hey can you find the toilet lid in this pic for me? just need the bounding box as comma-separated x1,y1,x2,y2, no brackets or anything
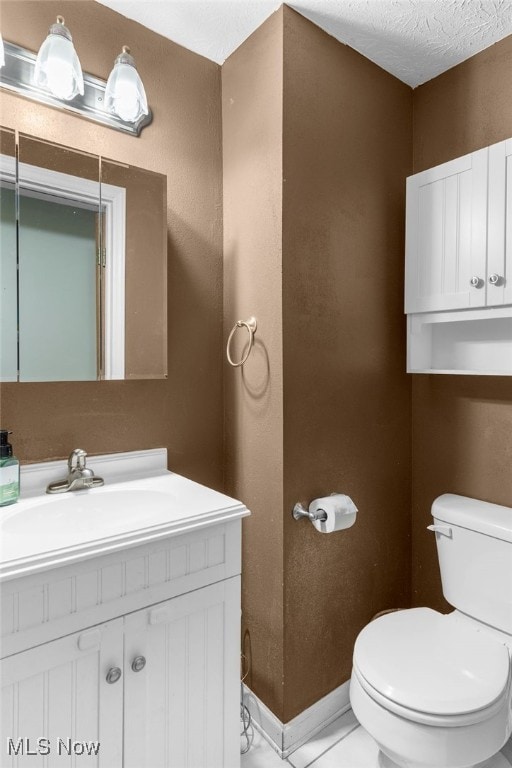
353,608,510,716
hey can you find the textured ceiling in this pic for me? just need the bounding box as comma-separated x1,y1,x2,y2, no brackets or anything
96,0,512,87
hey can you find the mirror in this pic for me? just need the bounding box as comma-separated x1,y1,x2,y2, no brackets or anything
0,128,16,381
0,129,167,382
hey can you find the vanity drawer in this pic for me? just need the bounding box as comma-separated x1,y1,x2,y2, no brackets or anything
0,520,241,657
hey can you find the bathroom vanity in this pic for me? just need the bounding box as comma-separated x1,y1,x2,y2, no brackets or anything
0,449,249,767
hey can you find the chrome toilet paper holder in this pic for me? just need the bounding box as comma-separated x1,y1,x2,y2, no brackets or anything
292,501,328,523
293,493,358,533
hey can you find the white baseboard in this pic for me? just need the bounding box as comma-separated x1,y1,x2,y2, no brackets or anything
242,681,512,764
242,680,351,759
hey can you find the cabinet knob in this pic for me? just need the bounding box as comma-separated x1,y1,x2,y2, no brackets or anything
470,276,483,288
106,666,122,684
131,656,146,673
488,273,502,286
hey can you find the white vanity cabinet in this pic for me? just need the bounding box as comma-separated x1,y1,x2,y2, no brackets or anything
405,137,512,374
123,578,240,768
0,456,248,768
1,619,124,766
1,575,240,768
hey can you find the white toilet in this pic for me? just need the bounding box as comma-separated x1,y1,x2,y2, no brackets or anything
350,493,512,768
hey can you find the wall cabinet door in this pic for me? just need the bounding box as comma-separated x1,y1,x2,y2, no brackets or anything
405,148,488,313
0,619,124,767
488,138,512,307
123,577,241,768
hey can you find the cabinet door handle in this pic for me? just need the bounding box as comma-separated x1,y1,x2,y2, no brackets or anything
77,628,101,651
488,273,503,286
469,276,483,288
131,656,146,673
106,667,122,684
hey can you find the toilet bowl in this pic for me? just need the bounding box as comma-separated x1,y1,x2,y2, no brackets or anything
350,608,511,768
349,494,512,768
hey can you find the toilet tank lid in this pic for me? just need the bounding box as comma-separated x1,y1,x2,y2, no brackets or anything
432,494,512,543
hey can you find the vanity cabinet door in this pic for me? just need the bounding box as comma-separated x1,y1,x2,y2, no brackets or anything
488,138,512,307
123,576,240,768
0,619,123,767
405,147,488,313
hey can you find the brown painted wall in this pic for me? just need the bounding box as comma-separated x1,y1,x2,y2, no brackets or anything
411,36,512,611
223,7,413,721
282,7,412,720
222,8,285,718
0,1,224,489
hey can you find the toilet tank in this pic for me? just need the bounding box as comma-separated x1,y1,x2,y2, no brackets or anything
431,494,512,634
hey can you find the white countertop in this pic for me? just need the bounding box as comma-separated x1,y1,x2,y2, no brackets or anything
0,449,249,581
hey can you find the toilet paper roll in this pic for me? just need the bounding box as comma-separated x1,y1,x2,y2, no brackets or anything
309,493,358,534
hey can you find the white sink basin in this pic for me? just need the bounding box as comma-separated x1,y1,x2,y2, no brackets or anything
3,489,174,543
0,452,248,581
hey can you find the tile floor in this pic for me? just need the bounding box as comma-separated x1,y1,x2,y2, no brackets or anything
241,708,512,768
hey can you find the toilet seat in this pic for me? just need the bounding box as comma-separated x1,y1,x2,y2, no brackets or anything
353,608,510,724
352,662,508,727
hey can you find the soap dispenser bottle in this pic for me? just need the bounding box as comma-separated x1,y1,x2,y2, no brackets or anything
0,430,20,506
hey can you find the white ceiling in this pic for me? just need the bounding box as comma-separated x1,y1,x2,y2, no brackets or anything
96,0,512,87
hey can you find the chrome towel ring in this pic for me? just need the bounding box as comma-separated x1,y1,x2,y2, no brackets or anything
226,317,257,367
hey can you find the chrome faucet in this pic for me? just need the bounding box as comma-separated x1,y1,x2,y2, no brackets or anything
46,449,104,494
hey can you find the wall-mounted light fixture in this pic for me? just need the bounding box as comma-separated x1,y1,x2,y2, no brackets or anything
0,17,152,136
34,16,84,101
105,46,148,124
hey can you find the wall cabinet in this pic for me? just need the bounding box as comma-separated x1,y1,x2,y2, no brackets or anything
487,138,512,307
405,147,487,314
1,519,242,767
405,137,512,374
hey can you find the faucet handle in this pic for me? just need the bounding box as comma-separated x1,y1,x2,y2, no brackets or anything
68,448,87,471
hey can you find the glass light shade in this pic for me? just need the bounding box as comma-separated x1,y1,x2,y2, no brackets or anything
34,18,84,101
105,48,148,123
0,33,5,69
